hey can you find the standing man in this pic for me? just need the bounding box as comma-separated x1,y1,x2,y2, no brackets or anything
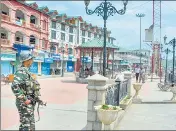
11,51,44,131
135,65,140,83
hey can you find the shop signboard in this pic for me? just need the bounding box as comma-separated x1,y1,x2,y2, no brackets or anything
68,55,77,61
34,57,44,62
32,49,45,62
1,53,16,61
81,56,91,63
44,58,54,63
52,54,61,61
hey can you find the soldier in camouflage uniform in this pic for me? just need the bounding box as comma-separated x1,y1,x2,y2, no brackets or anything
11,51,41,131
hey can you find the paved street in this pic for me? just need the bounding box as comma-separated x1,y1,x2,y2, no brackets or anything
2,76,176,130
1,77,88,130
117,79,176,130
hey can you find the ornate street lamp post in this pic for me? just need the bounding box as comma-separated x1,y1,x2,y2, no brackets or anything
84,0,128,76
164,35,176,85
136,13,145,66
163,48,171,83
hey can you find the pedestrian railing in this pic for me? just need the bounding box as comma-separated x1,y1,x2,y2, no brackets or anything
168,73,176,83
105,79,128,106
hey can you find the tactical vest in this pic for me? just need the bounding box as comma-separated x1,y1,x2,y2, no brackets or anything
16,68,41,98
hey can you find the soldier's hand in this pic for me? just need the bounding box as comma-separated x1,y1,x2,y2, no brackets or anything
24,99,31,105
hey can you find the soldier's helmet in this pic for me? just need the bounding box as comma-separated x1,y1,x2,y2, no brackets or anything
20,50,35,62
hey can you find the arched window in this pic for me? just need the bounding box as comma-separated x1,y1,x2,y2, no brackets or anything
29,35,36,47
43,20,46,30
15,10,25,26
68,48,73,54
30,15,38,24
42,39,46,48
15,31,24,43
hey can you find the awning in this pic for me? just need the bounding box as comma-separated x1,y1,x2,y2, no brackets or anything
13,43,34,54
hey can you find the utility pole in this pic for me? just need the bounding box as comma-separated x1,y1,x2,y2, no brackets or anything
61,41,64,77
136,13,145,66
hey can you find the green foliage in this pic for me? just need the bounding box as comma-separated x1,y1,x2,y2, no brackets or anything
101,104,118,110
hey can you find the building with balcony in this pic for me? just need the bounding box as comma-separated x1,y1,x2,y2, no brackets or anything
1,0,117,75
48,11,116,73
1,0,50,75
115,47,150,71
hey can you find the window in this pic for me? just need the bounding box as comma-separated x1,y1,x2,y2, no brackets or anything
88,32,91,38
51,30,56,39
50,44,56,53
82,30,85,36
42,39,45,48
68,48,73,54
43,20,46,30
2,11,7,15
69,35,73,42
1,33,7,39
94,34,97,38
51,21,56,29
69,27,73,33
61,33,65,40
82,38,85,43
108,38,110,43
61,24,65,31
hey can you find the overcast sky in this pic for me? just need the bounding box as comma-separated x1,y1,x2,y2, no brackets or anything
27,1,176,54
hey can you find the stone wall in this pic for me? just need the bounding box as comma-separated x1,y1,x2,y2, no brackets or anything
85,72,132,130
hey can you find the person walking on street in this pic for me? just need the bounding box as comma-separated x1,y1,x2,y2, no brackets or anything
135,65,140,83
139,66,145,83
11,51,44,131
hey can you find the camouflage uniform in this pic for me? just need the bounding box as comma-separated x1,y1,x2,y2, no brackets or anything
11,51,39,131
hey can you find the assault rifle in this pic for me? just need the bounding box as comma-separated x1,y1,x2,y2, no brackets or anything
27,95,47,122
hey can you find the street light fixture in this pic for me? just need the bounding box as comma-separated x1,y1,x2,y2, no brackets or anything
84,0,90,7
136,13,145,67
163,35,176,85
84,0,128,76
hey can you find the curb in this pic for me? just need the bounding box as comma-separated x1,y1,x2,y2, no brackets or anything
113,97,133,130
140,101,176,104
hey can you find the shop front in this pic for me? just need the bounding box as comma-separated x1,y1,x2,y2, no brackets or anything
67,55,77,72
30,49,45,75
42,58,54,75
51,54,61,75
1,53,16,76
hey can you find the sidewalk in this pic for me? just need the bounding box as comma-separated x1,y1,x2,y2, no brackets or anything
37,72,75,79
117,79,176,130
1,77,87,130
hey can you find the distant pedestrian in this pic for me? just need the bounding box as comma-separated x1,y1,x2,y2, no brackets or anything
135,65,140,83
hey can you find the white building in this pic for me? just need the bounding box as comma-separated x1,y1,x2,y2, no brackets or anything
48,10,116,72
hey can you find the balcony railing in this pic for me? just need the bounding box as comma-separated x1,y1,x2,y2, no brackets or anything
30,23,40,30
15,40,23,44
0,38,11,47
1,14,10,22
15,18,26,26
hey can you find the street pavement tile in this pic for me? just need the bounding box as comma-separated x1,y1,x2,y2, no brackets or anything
1,108,19,130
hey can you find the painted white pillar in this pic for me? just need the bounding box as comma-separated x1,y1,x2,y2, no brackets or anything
86,73,108,130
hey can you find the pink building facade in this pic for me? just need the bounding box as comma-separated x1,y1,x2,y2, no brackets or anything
1,0,50,75
1,0,49,49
